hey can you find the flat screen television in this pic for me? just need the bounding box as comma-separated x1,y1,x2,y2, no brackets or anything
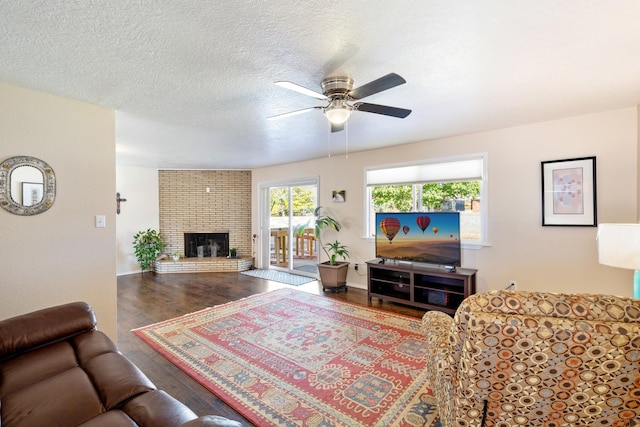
375,212,462,266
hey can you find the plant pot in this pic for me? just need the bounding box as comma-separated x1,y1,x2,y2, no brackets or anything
317,261,349,292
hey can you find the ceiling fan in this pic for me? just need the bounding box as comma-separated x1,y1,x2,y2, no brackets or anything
268,73,412,132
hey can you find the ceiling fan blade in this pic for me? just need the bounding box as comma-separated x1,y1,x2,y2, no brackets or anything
274,81,328,100
267,106,321,120
354,102,412,118
347,73,406,100
331,122,345,133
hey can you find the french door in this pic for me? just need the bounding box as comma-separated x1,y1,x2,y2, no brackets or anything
260,178,318,276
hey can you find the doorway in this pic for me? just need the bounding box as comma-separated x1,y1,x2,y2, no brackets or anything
260,178,318,276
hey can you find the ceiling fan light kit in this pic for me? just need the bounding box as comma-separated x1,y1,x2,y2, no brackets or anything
270,72,411,131
322,77,353,125
324,100,351,125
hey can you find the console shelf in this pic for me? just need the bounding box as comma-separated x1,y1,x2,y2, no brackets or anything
367,260,477,315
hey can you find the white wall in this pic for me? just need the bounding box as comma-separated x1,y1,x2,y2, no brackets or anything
0,83,117,340
252,107,638,298
116,165,160,275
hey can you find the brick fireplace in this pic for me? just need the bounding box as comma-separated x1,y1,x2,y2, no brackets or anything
155,170,252,273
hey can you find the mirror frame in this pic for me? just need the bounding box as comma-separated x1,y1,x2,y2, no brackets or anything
0,156,56,215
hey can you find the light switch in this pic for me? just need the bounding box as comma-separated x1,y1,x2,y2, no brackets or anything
95,215,106,228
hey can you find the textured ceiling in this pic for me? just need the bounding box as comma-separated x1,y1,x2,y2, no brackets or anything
3,1,640,169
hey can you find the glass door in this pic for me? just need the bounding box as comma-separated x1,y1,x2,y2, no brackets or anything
265,180,318,276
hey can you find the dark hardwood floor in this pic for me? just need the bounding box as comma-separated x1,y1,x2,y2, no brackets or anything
117,271,426,426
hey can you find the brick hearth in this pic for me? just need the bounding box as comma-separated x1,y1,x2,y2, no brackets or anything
154,257,252,273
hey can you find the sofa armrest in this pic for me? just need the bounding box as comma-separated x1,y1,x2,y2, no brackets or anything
423,310,454,376
179,415,243,427
84,352,156,409
0,302,96,360
422,310,455,427
123,390,244,427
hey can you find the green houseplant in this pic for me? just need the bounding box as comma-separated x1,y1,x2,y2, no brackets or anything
298,206,350,292
132,229,167,275
324,240,350,265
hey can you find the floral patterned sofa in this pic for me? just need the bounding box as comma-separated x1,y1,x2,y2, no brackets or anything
423,290,640,427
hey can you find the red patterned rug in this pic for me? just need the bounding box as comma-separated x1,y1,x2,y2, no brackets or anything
133,288,439,426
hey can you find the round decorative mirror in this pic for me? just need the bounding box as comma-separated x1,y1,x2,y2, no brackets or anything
0,156,56,215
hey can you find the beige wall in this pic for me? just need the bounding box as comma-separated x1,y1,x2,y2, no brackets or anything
0,83,117,340
116,165,160,275
637,107,640,219
252,107,638,297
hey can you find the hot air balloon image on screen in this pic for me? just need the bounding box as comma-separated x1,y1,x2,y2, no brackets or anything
375,212,461,266
380,217,401,243
416,215,431,233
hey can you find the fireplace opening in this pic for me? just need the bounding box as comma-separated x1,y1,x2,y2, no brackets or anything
184,233,229,257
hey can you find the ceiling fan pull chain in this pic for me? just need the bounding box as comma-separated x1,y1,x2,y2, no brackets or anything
345,121,349,159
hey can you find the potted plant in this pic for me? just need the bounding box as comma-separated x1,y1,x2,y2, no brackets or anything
132,228,167,275
324,240,350,265
298,206,350,292
229,247,238,258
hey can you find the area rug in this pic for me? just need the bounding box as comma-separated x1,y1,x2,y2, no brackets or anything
293,264,318,274
241,268,316,286
133,288,439,427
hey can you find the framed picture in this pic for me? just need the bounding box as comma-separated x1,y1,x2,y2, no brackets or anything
22,182,44,206
541,156,596,226
332,190,346,203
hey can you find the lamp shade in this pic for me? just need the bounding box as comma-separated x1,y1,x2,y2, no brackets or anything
597,223,640,270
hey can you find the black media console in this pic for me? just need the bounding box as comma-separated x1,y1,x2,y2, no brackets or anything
367,259,477,315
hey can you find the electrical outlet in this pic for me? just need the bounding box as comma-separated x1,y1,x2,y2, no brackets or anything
508,280,518,290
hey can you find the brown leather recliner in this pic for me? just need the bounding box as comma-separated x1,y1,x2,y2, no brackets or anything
0,302,242,427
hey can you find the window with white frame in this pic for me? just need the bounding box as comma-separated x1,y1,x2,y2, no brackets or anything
366,155,487,245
